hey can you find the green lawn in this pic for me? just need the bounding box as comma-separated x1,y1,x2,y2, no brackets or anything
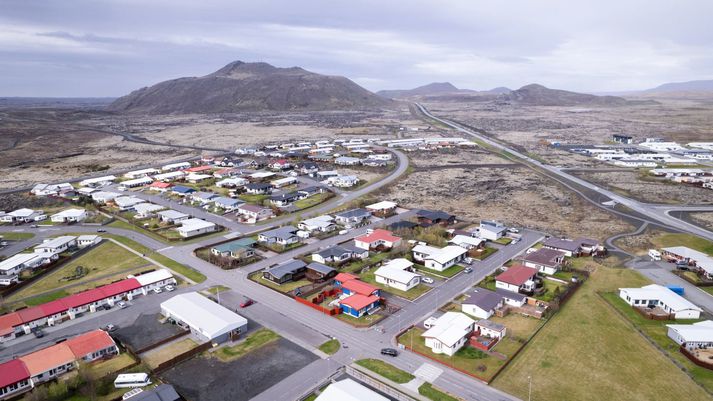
239,193,270,204
7,241,153,305
334,311,384,327
0,232,35,240
355,359,415,383
206,285,230,295
89,353,137,379
359,269,431,300
215,328,280,362
259,241,305,253
602,292,713,392
651,233,713,255
494,237,513,245
252,272,311,293
414,263,464,278
492,265,711,401
318,339,340,355
472,246,497,260
341,252,393,273
419,383,460,401
294,192,333,210
23,290,69,306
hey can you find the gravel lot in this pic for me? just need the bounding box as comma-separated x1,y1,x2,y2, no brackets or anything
113,313,186,352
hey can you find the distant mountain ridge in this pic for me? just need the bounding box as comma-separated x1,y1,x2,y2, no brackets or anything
377,82,465,99
498,83,631,106
643,79,713,93
108,61,390,114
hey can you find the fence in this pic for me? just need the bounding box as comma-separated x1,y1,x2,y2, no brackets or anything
153,341,212,375
680,345,713,371
295,293,341,315
133,329,190,355
345,365,419,401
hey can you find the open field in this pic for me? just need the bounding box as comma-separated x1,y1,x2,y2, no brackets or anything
492,263,711,401
687,212,713,232
143,338,198,368
614,229,713,257
0,232,35,240
7,241,154,305
419,383,459,401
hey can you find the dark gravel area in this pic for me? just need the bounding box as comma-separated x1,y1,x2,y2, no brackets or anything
113,313,185,351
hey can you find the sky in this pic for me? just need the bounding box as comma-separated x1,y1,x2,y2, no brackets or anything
2,0,713,97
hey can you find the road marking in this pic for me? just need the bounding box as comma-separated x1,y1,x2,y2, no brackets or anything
414,362,443,382
156,246,173,252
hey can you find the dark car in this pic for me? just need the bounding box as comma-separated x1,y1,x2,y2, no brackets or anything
240,298,255,308
33,330,44,338
103,324,117,332
380,348,399,357
97,229,107,233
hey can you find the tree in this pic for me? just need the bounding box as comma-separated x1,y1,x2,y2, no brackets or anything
48,381,68,401
22,386,48,401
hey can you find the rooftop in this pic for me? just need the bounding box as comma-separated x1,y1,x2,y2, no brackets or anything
421,312,475,347
496,265,538,286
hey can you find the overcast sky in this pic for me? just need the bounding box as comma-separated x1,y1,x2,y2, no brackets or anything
2,0,712,97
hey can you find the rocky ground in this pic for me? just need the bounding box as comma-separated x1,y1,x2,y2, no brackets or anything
686,212,713,231
384,148,633,240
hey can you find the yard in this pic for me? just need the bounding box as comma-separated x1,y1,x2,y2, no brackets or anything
294,192,333,210
7,241,155,306
359,268,431,300
334,311,385,327
492,264,711,401
355,359,415,383
340,252,393,273
413,263,465,278
89,353,137,379
238,193,270,204
214,328,281,362
251,272,312,293
472,246,497,260
142,338,199,369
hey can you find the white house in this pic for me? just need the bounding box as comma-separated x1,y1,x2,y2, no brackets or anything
160,292,248,343
50,209,87,223
157,210,190,224
79,175,116,187
113,196,146,211
298,215,336,233
666,320,713,350
91,191,121,204
161,162,191,171
124,168,159,179
1,209,46,223
314,378,389,401
619,284,702,319
521,248,565,275
216,177,249,188
0,253,45,277
133,203,165,219
76,235,101,248
176,218,217,238
327,175,360,188
236,204,274,222
448,235,484,250
461,288,505,319
479,220,507,241
421,312,475,356
495,265,538,293
374,259,421,292
354,229,402,251
121,177,153,188
34,236,77,254
412,244,467,272
30,183,74,196
131,269,176,295
152,171,186,182
475,319,507,340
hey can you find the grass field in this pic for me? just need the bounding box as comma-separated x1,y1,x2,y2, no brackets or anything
602,292,713,392
294,192,332,210
143,338,198,369
7,242,153,304
206,285,230,294
418,383,459,401
650,233,713,255
89,353,137,379
215,328,280,362
492,264,712,401
0,232,35,240
252,273,311,293
318,339,340,355
355,359,414,383
413,263,464,278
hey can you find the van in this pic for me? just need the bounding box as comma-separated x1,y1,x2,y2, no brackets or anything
423,316,438,329
648,249,661,261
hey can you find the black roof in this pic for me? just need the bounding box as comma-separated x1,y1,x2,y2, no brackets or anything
127,384,182,401
416,209,454,221
307,262,336,275
388,220,418,231
246,182,272,189
463,288,503,310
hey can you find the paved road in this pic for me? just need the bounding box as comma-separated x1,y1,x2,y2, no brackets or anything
414,103,713,242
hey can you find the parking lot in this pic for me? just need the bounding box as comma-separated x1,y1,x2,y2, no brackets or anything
113,313,186,352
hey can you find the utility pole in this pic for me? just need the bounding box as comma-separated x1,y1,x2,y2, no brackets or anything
528,375,532,401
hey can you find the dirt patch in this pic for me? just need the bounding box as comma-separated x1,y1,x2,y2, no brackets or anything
113,313,186,352
684,212,713,231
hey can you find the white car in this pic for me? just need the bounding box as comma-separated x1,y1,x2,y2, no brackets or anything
153,287,162,294
165,285,175,292
421,277,434,284
117,301,128,309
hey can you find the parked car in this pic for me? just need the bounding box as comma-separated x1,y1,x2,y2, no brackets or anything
464,257,475,264
164,285,175,292
33,329,44,338
380,348,398,357
338,229,348,235
240,298,255,308
153,287,162,294
463,267,473,274
508,228,520,234
421,277,434,284
102,304,112,311
97,229,107,233
511,238,520,245
30,225,38,228
103,324,117,332
117,301,128,309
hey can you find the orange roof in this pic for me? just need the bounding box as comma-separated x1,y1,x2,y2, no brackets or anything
0,312,22,334
65,329,115,358
341,278,379,296
355,229,400,245
341,294,380,311
149,181,172,188
20,343,76,376
334,272,359,283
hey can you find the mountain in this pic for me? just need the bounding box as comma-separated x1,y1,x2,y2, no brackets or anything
377,82,467,99
498,84,629,106
487,87,512,94
108,61,390,114
643,79,713,93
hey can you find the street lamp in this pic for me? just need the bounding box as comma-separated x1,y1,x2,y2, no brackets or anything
528,375,532,401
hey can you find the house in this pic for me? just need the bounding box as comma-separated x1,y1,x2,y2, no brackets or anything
171,185,196,196
176,218,216,238
416,209,456,226
161,292,248,343
374,258,421,292
421,312,476,356
50,208,87,223
312,244,367,264
619,284,702,319
315,170,339,179
365,201,398,217
334,208,371,226
298,186,327,197
334,156,361,166
388,220,419,231
90,191,121,204
613,134,634,144
79,175,116,187
122,384,181,401
262,259,307,284
299,215,336,233
270,177,297,188
216,177,249,188
76,235,101,248
236,204,274,222
258,226,299,245
185,173,212,183
34,236,77,254
249,171,275,181
148,181,172,192
661,246,713,280
542,237,602,257
113,196,146,211
298,162,319,175
31,183,73,196
475,319,507,340
412,244,467,272
314,378,389,401
354,229,402,251
157,210,190,224
161,161,191,171
0,359,33,400
495,265,538,293
666,320,713,350
153,171,186,182
1,208,46,223
479,220,507,241
211,238,256,259
305,262,337,282
269,192,303,207
213,168,240,179
269,159,291,170
461,288,505,319
121,177,153,188
327,175,359,188
213,197,243,212
245,182,273,195
449,235,484,250
334,273,381,318
0,253,46,278
124,168,159,179
522,248,566,275
133,203,165,219
191,191,218,205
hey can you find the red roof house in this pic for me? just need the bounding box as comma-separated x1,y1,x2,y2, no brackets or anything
340,294,380,312
65,329,117,360
185,165,213,173
0,359,31,389
354,229,401,251
495,265,538,293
